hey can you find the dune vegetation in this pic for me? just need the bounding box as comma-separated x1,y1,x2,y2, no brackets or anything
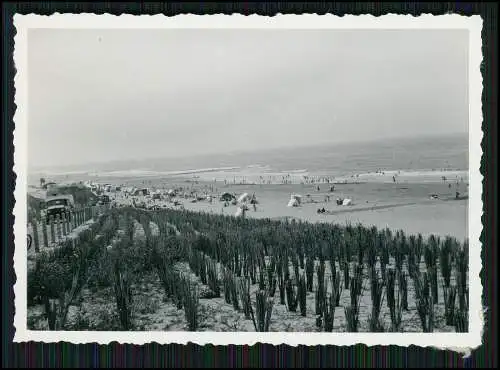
27,206,469,333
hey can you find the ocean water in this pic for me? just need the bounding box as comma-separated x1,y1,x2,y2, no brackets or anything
30,133,468,183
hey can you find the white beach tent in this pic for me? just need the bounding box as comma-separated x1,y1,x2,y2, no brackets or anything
238,193,250,204
287,194,302,207
342,198,352,206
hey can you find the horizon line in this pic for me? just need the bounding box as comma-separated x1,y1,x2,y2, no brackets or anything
29,131,468,174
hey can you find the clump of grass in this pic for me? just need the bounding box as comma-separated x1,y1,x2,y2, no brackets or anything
425,235,439,304
386,269,402,332
368,267,384,332
345,264,363,332
322,293,337,332
343,247,350,290
331,270,342,307
454,241,469,332
440,237,454,289
315,262,326,315
344,306,359,332
258,267,266,291
267,269,277,298
112,263,133,331
267,257,276,292
291,253,300,284
455,241,469,312
399,271,408,311
44,267,81,330
206,258,220,298
413,271,434,332
305,256,314,292
394,238,405,275
454,309,468,332
45,298,58,330
188,247,203,278
200,256,208,285
367,234,377,271
277,272,286,305
443,284,457,326
181,276,199,331
379,234,389,279
253,290,274,332
238,277,252,320
153,245,182,307
222,268,232,304
285,279,298,312
298,274,307,317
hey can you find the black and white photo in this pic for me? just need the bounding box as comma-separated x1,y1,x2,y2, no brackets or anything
13,14,483,350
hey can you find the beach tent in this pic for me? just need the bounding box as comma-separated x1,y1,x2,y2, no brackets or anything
342,198,352,206
287,194,302,207
220,192,236,202
238,193,250,204
290,194,302,204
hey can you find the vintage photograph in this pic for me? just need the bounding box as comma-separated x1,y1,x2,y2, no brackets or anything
13,14,483,347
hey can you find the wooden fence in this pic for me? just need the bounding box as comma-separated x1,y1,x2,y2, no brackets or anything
27,204,110,252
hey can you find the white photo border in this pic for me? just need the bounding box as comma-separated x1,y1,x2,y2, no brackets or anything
12,13,484,354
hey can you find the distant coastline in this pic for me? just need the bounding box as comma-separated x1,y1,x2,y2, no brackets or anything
28,132,468,185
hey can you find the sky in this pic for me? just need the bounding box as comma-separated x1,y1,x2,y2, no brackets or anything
28,28,469,170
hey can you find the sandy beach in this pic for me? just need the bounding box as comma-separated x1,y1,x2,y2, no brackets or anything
94,169,469,241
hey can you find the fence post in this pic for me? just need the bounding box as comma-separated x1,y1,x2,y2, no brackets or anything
42,216,48,250
55,214,62,241
49,216,55,245
62,214,67,237
31,218,40,253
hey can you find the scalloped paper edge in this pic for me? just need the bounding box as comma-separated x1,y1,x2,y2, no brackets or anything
11,13,484,357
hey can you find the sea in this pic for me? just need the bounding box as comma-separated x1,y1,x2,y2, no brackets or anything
28,133,468,185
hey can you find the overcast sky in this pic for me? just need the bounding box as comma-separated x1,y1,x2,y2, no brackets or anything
28,28,469,169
